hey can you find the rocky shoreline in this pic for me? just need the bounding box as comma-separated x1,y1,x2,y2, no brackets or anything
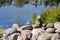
0,15,60,40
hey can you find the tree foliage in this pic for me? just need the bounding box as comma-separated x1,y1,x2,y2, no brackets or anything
40,6,60,24
31,13,37,24
0,0,60,7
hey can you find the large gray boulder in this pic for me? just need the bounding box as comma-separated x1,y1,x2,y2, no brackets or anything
46,23,54,28
54,22,60,29
31,28,45,40
21,21,33,30
4,28,17,36
21,30,32,40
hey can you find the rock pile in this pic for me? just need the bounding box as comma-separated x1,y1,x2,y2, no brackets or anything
0,15,60,40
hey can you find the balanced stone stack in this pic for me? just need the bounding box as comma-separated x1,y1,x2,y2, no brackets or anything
21,21,33,30
12,23,20,29
33,15,42,28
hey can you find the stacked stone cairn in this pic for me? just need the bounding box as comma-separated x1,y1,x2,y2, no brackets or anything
0,15,60,40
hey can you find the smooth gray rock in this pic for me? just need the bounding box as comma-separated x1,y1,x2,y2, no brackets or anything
4,28,17,36
46,23,54,28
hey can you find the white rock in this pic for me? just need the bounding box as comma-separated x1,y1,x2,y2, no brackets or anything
31,28,45,40
54,22,60,29
12,23,20,29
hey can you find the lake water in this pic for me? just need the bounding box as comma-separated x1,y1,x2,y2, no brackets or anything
0,3,49,29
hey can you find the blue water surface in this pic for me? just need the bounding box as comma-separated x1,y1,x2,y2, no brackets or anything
0,4,47,29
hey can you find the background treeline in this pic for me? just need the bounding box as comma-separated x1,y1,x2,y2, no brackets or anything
0,0,60,7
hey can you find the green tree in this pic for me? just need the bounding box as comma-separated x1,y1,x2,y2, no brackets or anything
13,0,25,7
31,13,37,24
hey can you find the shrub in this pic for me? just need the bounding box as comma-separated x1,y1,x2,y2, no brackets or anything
31,13,37,24
0,29,4,32
40,6,60,24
